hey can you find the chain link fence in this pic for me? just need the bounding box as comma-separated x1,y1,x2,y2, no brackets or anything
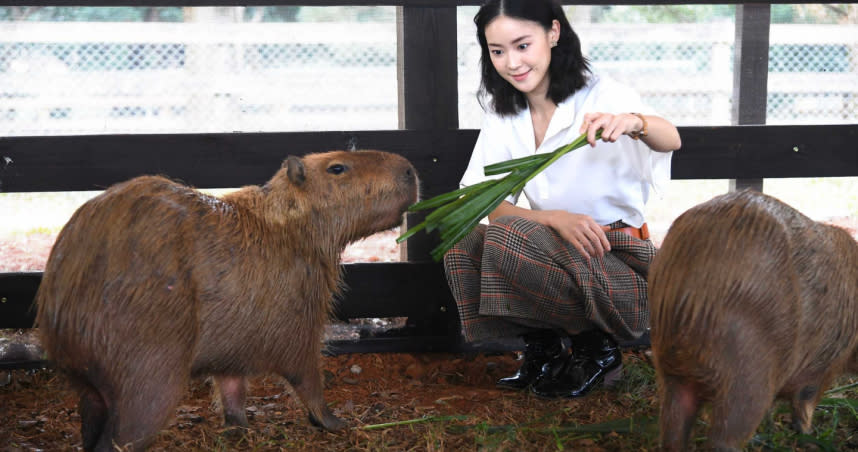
1,6,856,135
0,19,399,135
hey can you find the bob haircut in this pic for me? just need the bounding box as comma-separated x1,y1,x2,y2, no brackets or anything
474,0,591,116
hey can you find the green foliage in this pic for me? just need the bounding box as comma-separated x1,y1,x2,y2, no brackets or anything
0,6,182,22
771,4,856,24
398,131,600,261
590,5,735,24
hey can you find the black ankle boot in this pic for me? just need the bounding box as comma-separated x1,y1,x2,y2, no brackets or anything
496,330,563,390
530,330,622,399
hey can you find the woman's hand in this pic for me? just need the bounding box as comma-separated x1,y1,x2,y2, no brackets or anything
579,112,681,151
579,112,643,147
543,210,611,259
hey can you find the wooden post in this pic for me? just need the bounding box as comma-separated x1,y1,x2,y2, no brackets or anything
396,5,459,262
730,3,771,192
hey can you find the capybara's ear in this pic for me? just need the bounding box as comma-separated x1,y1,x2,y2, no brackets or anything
286,156,306,186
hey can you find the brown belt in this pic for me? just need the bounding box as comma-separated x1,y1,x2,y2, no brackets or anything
610,223,650,240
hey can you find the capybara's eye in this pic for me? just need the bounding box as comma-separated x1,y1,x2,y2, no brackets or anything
326,164,347,175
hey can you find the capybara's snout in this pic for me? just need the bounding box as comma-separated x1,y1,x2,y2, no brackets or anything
401,162,418,197
381,161,419,232
378,150,419,199
354,151,419,232
395,157,419,208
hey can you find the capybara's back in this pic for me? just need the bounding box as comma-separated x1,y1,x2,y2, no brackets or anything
649,189,858,450
35,150,418,451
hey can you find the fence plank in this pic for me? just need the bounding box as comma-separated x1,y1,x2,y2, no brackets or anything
0,273,40,329
0,130,475,196
2,125,857,195
0,263,458,328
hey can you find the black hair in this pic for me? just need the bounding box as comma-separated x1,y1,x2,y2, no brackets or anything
474,0,591,116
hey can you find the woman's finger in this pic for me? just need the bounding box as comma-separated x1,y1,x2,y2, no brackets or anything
596,224,611,253
585,227,606,257
571,238,591,260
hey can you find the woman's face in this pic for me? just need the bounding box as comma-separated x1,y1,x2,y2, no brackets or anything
484,15,559,99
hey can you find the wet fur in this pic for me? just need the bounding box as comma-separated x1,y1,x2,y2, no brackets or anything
35,150,418,451
649,189,858,451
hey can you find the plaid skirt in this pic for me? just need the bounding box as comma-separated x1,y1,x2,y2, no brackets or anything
443,216,656,343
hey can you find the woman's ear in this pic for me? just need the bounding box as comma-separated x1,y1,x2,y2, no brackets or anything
549,19,560,43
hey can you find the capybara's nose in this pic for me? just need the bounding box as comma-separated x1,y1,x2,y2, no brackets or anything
401,164,418,186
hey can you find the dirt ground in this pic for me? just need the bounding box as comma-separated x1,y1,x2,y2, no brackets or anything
4,224,858,450
1,344,665,451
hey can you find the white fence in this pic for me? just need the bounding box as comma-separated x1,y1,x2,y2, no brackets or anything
1,21,856,135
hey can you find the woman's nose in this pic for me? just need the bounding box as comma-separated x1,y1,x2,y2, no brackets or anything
506,54,520,70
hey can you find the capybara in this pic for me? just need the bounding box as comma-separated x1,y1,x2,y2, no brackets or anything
649,189,858,451
35,150,418,451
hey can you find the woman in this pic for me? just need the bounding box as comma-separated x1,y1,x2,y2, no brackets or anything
444,0,681,399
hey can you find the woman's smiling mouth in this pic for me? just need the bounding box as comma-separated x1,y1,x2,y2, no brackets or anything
511,70,530,82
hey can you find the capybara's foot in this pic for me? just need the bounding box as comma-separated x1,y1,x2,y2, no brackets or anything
223,412,250,428
215,375,249,427
308,411,347,431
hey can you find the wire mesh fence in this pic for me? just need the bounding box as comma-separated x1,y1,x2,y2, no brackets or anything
0,5,856,135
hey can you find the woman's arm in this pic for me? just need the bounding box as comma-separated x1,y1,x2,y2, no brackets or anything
488,201,611,259
580,112,681,152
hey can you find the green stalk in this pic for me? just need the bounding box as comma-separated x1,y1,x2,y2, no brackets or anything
395,219,427,243
424,188,484,226
407,179,496,212
398,131,600,261
429,176,522,261
437,170,522,229
510,131,597,194
483,154,549,176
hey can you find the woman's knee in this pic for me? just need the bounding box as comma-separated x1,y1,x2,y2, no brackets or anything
444,224,487,261
488,215,542,238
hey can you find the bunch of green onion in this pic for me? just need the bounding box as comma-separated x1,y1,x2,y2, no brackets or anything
397,130,600,261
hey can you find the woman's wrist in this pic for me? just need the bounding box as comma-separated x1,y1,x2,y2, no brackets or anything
631,114,682,151
628,113,647,140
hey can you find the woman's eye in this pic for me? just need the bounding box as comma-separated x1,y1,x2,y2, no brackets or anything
490,49,503,56
518,43,529,50
327,164,347,175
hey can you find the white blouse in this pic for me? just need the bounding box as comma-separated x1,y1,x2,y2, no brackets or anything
460,74,673,229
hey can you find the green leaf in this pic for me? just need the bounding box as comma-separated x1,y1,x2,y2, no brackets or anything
484,153,549,175
399,131,600,261
395,220,427,243
424,189,481,226
407,179,495,212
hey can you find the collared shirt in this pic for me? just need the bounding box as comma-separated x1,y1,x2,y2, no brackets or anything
460,74,673,228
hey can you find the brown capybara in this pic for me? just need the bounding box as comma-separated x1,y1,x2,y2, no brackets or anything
34,150,418,451
649,189,858,451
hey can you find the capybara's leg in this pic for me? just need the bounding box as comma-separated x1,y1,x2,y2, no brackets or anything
708,379,774,451
658,375,700,452
215,375,249,427
790,383,823,434
104,373,188,451
286,368,346,431
77,383,108,452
